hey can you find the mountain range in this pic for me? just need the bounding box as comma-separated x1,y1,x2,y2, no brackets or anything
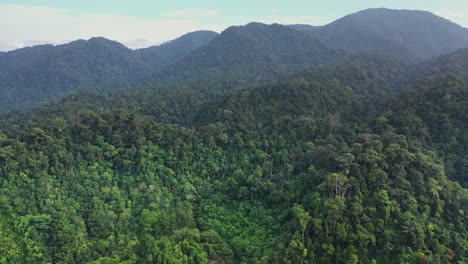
2,8,468,112
0,7,467,263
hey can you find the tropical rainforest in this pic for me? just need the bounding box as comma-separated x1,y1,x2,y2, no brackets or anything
0,8,467,264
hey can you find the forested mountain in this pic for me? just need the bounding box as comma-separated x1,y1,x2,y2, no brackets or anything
295,8,468,59
0,38,145,111
0,31,217,112
135,31,218,70
153,23,347,88
146,8,468,90
2,8,468,113
0,8,467,263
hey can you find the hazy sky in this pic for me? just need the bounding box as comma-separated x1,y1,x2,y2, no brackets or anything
1,0,468,51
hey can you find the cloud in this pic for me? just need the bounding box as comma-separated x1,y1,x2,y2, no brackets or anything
436,9,468,27
7,40,26,50
0,4,334,52
0,4,227,51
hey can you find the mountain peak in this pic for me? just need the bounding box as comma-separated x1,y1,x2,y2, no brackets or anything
221,22,267,34
158,30,218,47
357,7,431,13
346,8,465,30
87,36,115,43
60,37,129,51
87,37,129,49
245,22,269,27
136,30,218,67
318,8,468,59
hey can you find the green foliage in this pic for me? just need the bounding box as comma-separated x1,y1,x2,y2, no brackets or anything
4,8,468,113
0,31,217,112
0,52,467,263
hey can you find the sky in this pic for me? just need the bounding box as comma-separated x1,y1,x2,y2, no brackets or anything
1,0,468,51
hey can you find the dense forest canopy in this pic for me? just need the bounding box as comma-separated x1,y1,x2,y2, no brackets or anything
0,7,467,264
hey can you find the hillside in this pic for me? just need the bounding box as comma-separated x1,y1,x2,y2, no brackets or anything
0,31,218,112
0,55,467,263
2,9,468,113
412,48,468,79
154,23,347,88
0,9,467,262
385,74,468,187
135,30,218,70
296,8,468,59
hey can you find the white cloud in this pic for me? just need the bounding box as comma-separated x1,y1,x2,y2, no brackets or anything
0,4,227,51
0,4,333,52
436,9,468,27
7,40,26,50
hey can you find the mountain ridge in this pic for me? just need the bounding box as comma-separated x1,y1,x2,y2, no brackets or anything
0,31,219,112
2,8,468,113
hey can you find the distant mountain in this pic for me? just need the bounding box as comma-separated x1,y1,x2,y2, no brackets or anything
136,30,218,69
0,31,218,112
296,8,468,59
0,38,142,111
157,9,468,89
2,8,468,113
154,23,348,89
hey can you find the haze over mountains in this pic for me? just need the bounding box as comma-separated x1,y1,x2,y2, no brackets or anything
1,8,468,112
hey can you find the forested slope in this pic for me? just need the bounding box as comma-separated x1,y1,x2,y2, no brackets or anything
0,54,467,263
0,31,218,112
296,8,468,59
3,8,468,113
